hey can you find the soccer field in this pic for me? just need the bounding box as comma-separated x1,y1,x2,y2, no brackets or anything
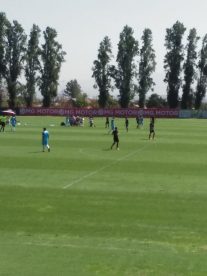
0,116,207,275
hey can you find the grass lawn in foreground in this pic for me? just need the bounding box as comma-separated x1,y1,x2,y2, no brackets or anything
0,116,207,275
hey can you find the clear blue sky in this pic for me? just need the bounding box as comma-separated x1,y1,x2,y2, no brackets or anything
1,0,207,98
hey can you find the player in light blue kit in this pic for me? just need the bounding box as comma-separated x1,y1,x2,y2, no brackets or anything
42,128,50,152
108,117,115,134
10,116,16,131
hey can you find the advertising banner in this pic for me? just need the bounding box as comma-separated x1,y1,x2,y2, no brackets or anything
179,110,192,118
18,108,179,118
179,109,207,119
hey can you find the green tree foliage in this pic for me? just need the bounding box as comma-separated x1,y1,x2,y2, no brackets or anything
74,93,88,107
24,24,41,107
164,21,186,108
181,29,199,109
64,79,88,107
3,20,27,108
64,79,82,99
146,93,167,108
112,25,138,108
39,27,66,107
92,36,113,107
195,35,207,109
0,13,8,107
138,29,156,107
0,13,8,84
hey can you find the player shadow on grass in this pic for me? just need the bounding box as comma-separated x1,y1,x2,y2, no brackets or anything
102,147,121,151
141,138,152,140
28,151,44,154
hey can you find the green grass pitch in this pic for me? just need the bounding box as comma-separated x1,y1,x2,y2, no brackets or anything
0,116,207,275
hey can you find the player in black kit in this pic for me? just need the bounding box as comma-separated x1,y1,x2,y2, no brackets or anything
149,121,155,140
111,127,119,150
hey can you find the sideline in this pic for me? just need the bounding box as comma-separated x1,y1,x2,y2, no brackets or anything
63,143,150,189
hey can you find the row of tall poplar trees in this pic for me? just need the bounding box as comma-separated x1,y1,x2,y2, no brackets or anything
0,12,66,108
92,22,207,109
1,14,207,110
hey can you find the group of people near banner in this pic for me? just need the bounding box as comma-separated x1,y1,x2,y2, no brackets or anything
65,116,84,127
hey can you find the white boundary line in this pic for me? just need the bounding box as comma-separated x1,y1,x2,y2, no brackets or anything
2,238,178,252
63,143,150,189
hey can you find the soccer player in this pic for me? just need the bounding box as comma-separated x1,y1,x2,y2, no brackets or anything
125,117,129,132
10,116,16,131
111,127,119,150
0,115,6,132
89,117,95,127
136,116,140,128
149,121,155,140
150,116,155,125
105,117,109,128
139,115,144,127
42,128,50,152
109,117,115,134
